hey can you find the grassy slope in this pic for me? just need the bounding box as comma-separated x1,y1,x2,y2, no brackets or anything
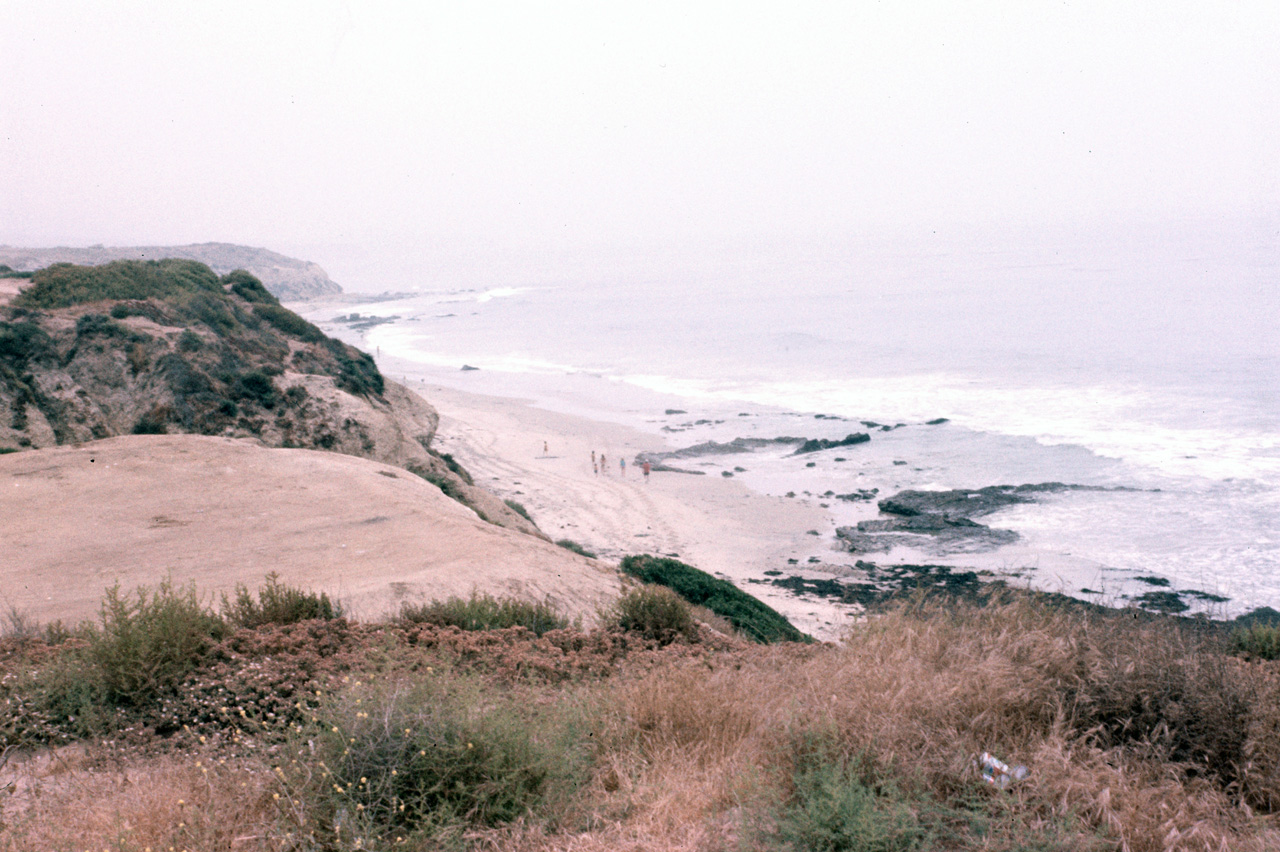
3,582,1279,852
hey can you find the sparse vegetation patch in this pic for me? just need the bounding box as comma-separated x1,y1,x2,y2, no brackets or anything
222,572,342,628
610,584,698,644
399,592,568,636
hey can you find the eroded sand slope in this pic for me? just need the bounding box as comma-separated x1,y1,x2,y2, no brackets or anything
1,434,621,627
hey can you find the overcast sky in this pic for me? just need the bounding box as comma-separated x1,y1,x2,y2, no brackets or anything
1,2,1276,286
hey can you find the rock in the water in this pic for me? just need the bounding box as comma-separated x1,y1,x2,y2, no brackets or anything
839,483,1126,557
834,489,879,502
792,433,871,455
877,484,1084,519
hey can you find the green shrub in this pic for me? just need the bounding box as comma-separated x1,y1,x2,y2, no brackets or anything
1,649,111,745
181,290,237,335
416,467,463,499
131,414,167,434
222,269,278,305
221,572,341,628
300,676,589,843
234,370,277,407
254,303,325,342
325,337,385,397
0,320,54,364
86,579,228,706
15,259,222,309
620,555,809,643
555,538,597,559
435,451,474,485
74,312,131,340
774,735,927,852
504,498,533,522
611,585,697,644
176,328,204,352
1231,623,1280,661
399,592,568,636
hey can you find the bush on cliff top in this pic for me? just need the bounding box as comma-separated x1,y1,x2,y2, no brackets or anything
222,572,342,629
15,258,223,308
620,554,810,643
399,592,569,636
610,584,698,644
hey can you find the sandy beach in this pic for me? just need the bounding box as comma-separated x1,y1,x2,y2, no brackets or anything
413,382,860,640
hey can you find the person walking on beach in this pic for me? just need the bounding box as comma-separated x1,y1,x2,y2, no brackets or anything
642,460,651,482
600,454,607,474
619,457,626,476
543,441,549,456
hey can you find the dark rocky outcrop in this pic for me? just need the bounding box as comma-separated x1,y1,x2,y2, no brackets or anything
751,561,985,608
636,431,872,473
635,437,799,474
792,433,871,455
877,483,1098,519
837,483,1112,556
834,489,879,502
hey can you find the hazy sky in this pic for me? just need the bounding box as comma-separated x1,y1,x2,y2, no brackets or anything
2,2,1276,287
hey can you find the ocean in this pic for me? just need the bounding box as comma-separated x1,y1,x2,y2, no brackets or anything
298,225,1279,618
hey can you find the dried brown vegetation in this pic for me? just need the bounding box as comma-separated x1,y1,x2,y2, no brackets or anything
3,591,1279,851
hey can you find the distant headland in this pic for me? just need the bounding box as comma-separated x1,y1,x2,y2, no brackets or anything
0,242,341,300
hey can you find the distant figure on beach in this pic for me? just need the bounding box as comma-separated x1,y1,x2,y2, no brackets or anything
591,450,596,467
642,461,651,481
619,457,626,476
593,463,598,475
600,454,607,474
543,441,548,455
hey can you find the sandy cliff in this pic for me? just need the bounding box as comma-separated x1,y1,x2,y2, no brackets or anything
0,434,621,627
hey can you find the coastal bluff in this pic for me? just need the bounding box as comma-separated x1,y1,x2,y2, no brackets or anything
0,258,620,623
0,242,341,300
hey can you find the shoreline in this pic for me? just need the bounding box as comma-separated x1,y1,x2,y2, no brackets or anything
298,300,1276,625
409,380,863,642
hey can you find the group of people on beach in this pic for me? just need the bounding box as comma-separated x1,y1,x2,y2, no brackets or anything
540,442,652,481
589,449,650,481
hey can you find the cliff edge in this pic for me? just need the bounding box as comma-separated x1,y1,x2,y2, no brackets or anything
0,258,537,536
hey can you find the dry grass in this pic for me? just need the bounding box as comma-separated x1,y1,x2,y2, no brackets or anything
0,751,286,851
3,594,1280,851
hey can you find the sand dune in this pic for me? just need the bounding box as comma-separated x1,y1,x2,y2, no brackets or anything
1,434,621,627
